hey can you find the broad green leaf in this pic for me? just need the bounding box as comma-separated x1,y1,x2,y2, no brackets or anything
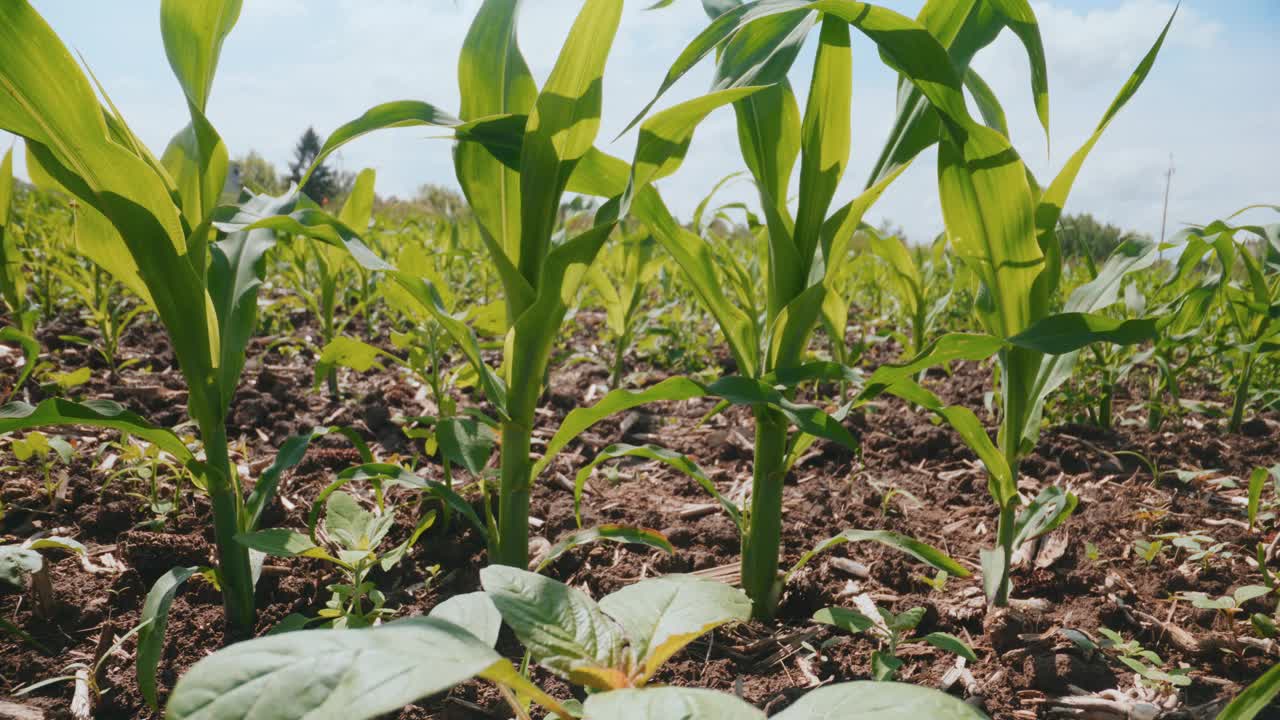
792,17,851,281
479,565,627,689
626,86,767,208
1011,485,1077,548
314,336,398,389
859,332,1005,398
302,101,461,186
1007,312,1157,355
337,168,376,233
1215,662,1280,720
235,529,340,565
208,204,284,409
923,631,978,662
138,566,199,710
428,591,502,649
535,525,675,574
0,145,24,316
813,606,875,634
0,546,42,587
165,617,511,720
787,529,968,581
774,681,990,719
159,0,241,112
583,686,765,720
599,575,750,683
963,67,1009,137
436,416,496,476
0,398,195,468
572,444,742,531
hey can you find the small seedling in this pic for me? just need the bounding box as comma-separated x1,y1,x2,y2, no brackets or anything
0,535,86,618
10,431,74,506
237,490,436,628
1134,537,1166,564
1178,585,1271,631
1096,628,1191,690
814,598,977,681
1156,530,1231,566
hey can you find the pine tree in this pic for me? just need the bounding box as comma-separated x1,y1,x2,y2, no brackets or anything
287,127,339,204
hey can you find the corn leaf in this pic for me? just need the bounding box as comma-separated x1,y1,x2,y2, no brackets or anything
138,566,200,711
787,529,968,581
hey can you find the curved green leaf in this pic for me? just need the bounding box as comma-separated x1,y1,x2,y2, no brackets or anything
583,686,765,719
0,398,195,467
787,529,968,582
535,525,675,574
1216,662,1280,720
572,443,741,531
138,566,200,710
428,591,501,649
774,681,990,719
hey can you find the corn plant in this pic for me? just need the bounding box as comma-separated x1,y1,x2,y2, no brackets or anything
165,563,987,719
546,0,1059,619
861,228,954,361
0,0,349,634
216,0,760,571
279,169,378,397
1165,206,1280,432
0,144,28,330
858,11,1177,606
585,227,661,388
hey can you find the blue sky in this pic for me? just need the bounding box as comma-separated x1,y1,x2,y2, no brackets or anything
4,1,1277,242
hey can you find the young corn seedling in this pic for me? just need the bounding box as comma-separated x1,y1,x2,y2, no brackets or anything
851,8,1179,607
165,564,988,719
584,228,661,388
814,599,977,681
280,168,379,398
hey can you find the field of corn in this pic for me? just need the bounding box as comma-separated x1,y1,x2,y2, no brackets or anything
0,0,1277,718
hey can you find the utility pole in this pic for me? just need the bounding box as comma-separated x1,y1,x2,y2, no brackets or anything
1159,153,1174,259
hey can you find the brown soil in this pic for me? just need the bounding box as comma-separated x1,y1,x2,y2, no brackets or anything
1,310,1277,719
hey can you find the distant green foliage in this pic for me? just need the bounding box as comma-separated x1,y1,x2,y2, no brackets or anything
1057,212,1151,260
